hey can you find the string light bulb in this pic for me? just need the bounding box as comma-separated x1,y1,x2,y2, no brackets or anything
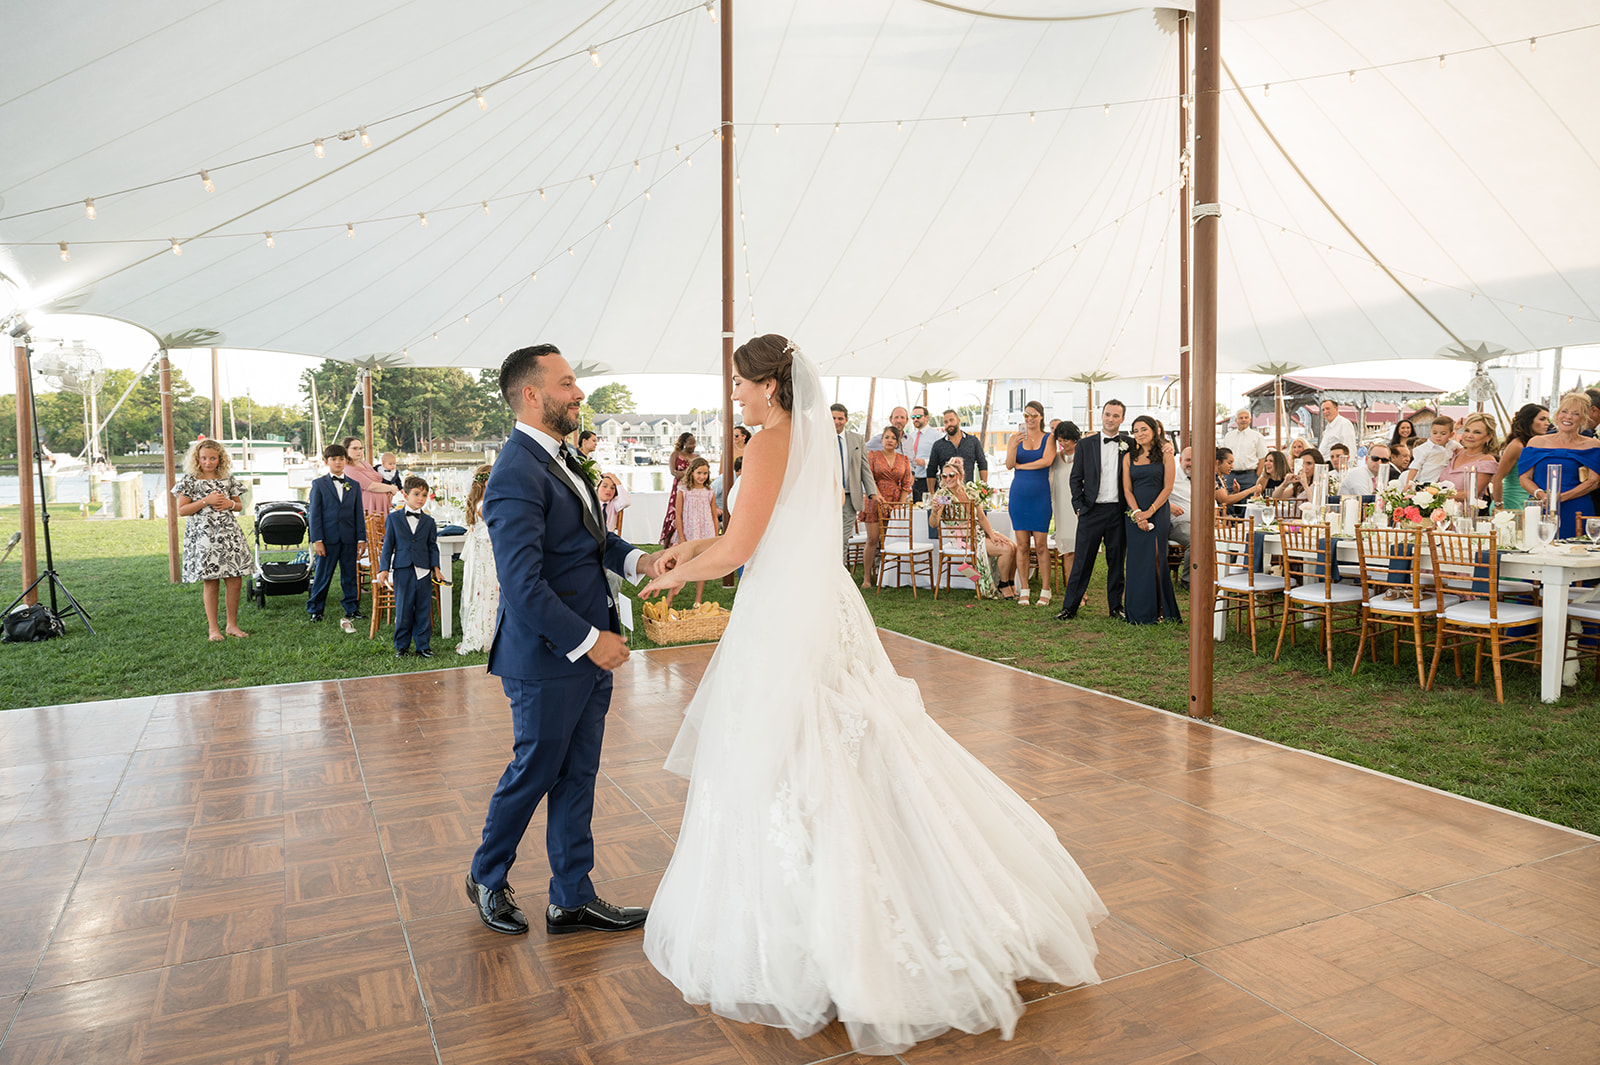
589,46,601,67
474,87,487,110
84,198,96,220
633,159,640,171
1029,112,1035,123
419,212,428,227
538,187,546,201
346,223,355,237
170,238,182,255
834,122,840,133
497,294,504,303
705,1,716,21
531,271,537,281
674,144,681,156
645,189,651,200
314,138,325,158
605,219,612,229
1439,54,1446,68
896,120,902,131
1103,104,1110,116
463,314,470,324
200,169,214,192
774,123,780,134
59,242,69,262
589,174,596,186
568,246,575,256
264,231,275,248
1263,83,1270,98
359,125,371,148
481,200,490,215
1349,70,1356,83
1529,37,1537,51
433,333,439,340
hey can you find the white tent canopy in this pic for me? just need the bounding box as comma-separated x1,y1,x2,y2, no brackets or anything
3,0,1597,382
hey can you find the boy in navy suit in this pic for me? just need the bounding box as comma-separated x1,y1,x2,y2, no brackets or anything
378,475,443,658
306,444,366,622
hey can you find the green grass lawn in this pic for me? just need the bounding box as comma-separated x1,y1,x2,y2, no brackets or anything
3,507,1597,835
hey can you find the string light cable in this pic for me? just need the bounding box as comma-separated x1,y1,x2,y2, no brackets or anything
0,0,720,226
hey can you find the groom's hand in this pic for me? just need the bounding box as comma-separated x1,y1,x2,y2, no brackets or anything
587,632,630,671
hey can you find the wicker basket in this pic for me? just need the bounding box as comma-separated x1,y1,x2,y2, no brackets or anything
641,608,731,645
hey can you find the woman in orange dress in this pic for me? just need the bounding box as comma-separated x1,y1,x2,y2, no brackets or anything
860,424,913,588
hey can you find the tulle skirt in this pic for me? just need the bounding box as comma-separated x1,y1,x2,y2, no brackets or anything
644,563,1106,1055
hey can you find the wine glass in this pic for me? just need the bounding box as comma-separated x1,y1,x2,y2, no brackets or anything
1586,516,1600,548
1536,519,1558,549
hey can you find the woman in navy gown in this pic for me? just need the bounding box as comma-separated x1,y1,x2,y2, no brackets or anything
1121,415,1180,624
1006,400,1054,606
1518,392,1600,539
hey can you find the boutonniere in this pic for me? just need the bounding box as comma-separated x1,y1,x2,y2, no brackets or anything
1116,440,1129,453
579,455,600,484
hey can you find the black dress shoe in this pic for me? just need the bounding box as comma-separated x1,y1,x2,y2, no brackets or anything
1109,608,1126,620
546,897,648,935
394,648,411,658
345,611,366,620
416,649,434,659
1055,605,1078,620
465,873,529,935
308,613,323,622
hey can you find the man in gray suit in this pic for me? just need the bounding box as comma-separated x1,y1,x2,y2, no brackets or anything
832,403,877,565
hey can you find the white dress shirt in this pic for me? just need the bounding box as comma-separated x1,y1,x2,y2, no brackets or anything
1168,469,1192,525
515,421,644,662
403,510,429,578
1221,426,1267,471
1409,438,1459,484
1318,414,1357,458
1096,432,1121,504
1338,463,1377,497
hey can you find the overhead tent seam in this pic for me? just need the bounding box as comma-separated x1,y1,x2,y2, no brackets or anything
863,15,1143,365
329,4,706,360
1229,12,1593,340
820,184,1179,374
1221,203,1600,327
407,135,718,360
0,0,706,225
9,19,1592,230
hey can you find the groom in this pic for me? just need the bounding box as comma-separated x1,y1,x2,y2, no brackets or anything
1057,398,1133,621
467,344,668,936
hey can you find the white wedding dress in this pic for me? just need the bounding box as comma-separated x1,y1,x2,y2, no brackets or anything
643,351,1107,1055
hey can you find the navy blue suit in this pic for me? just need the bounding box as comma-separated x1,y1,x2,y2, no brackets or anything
471,427,641,908
1062,431,1133,616
380,509,440,653
306,473,365,617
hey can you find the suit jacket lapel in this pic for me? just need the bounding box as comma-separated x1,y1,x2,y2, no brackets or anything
547,455,606,546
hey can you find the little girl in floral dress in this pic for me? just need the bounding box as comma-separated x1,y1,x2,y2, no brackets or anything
672,457,721,607
455,465,498,655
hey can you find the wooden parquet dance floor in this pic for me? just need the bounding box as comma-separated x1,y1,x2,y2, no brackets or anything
3,631,1599,1065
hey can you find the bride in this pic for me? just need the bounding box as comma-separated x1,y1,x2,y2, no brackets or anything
639,335,1106,1056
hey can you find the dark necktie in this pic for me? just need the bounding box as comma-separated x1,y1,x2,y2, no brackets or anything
560,446,601,523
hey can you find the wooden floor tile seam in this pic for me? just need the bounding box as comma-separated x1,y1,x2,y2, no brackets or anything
1157,957,1384,1064
329,677,449,1065
877,629,1600,846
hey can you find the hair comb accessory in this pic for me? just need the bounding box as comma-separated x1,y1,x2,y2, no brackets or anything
473,469,491,485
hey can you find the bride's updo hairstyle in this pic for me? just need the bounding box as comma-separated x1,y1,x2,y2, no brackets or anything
733,334,795,413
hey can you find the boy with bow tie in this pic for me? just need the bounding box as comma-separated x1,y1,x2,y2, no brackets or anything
306,443,366,622
378,475,444,658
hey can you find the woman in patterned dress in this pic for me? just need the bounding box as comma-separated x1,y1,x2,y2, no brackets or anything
455,465,498,655
173,439,253,641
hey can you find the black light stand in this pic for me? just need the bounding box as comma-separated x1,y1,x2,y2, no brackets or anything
5,335,95,634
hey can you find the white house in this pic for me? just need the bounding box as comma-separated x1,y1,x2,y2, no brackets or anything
592,412,727,452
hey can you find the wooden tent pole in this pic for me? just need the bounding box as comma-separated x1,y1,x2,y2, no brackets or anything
210,347,223,439
1178,10,1192,447
1188,0,1220,719
865,377,877,439
13,342,38,605
362,370,375,459
719,0,736,585
160,351,180,582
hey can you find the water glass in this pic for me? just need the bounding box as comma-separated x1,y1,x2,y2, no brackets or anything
1536,519,1558,549
1587,517,1600,546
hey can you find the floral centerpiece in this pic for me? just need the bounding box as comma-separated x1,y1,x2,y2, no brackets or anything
964,480,996,508
1377,481,1456,526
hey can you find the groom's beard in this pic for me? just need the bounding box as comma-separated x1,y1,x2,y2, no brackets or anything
540,399,583,437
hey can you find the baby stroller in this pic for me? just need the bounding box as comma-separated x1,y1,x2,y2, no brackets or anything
246,500,312,608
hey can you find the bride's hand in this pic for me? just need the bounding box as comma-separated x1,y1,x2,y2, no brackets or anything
641,572,686,599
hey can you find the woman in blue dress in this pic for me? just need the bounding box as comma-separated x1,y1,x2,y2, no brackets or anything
1122,415,1181,625
1518,392,1600,539
1006,400,1054,606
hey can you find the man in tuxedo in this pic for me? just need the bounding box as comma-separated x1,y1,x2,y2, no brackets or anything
1057,399,1132,621
467,344,669,937
833,403,877,564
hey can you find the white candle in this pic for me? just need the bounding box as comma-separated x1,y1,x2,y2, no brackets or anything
1523,505,1542,549
1341,497,1360,535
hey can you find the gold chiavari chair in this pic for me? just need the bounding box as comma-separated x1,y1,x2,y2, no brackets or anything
1273,521,1363,671
875,500,935,597
1426,529,1542,703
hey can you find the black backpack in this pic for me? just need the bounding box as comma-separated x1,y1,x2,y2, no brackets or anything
2,604,65,642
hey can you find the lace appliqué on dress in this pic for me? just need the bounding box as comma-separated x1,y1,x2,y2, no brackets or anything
767,782,809,886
